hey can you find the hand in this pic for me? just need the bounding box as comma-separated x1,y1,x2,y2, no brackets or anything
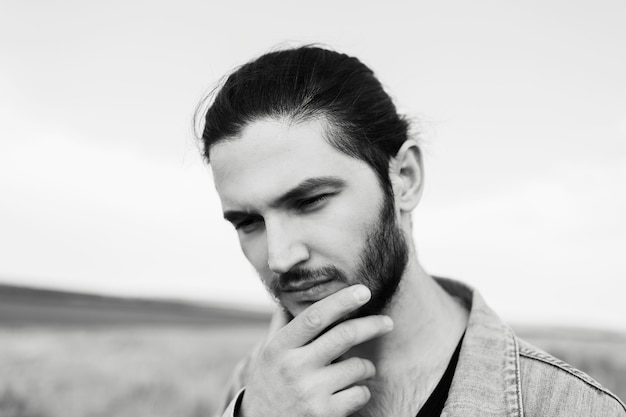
239,285,394,417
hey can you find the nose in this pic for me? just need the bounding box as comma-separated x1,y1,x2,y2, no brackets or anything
265,217,309,274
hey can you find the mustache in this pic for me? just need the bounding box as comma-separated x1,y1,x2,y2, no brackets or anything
270,266,347,294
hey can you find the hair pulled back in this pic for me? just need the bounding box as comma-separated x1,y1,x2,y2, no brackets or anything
200,46,412,194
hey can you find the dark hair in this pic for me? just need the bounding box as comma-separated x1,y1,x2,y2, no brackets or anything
198,46,413,195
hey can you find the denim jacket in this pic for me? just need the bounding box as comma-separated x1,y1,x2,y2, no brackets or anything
214,278,626,416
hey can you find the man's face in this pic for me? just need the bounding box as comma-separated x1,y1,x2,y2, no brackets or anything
211,118,408,318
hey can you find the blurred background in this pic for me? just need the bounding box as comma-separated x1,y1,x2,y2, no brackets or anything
1,0,625,416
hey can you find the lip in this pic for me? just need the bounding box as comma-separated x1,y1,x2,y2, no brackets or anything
282,277,333,292
282,279,342,303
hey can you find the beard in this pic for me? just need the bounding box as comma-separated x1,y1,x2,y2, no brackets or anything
269,189,409,321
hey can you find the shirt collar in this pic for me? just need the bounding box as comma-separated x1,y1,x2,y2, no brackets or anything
435,277,524,417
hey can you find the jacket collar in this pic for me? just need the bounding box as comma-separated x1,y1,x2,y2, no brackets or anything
435,278,524,417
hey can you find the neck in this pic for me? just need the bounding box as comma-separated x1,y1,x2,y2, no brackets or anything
345,254,469,415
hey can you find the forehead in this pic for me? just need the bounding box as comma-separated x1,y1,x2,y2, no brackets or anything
210,118,374,209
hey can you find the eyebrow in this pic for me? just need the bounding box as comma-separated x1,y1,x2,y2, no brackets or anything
223,176,346,222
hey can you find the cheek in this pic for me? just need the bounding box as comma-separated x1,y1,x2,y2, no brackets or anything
239,234,271,276
311,205,376,262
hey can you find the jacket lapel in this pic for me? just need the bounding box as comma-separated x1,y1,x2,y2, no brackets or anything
436,278,524,417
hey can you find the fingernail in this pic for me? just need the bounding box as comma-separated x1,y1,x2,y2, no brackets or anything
353,286,371,302
382,316,394,330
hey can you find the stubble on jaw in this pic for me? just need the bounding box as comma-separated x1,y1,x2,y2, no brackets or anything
266,191,409,327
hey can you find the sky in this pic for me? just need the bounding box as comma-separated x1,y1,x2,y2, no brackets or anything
1,0,625,330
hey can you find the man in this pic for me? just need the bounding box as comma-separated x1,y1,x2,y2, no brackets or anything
200,46,626,417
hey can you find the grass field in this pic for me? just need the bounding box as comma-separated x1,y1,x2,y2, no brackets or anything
0,326,266,417
0,285,624,416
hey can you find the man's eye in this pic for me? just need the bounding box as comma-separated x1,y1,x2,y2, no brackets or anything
296,194,332,211
234,217,263,233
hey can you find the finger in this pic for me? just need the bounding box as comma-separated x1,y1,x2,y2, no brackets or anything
321,357,376,394
274,285,372,349
330,385,371,417
306,315,393,365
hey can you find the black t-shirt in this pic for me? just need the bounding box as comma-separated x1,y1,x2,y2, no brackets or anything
415,332,465,417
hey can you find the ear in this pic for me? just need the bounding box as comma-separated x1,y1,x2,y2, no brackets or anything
389,140,424,212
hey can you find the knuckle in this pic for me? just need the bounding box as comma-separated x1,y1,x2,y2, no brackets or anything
303,309,322,330
344,357,363,374
343,358,373,380
277,360,294,381
277,354,302,381
337,325,355,344
339,290,357,308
